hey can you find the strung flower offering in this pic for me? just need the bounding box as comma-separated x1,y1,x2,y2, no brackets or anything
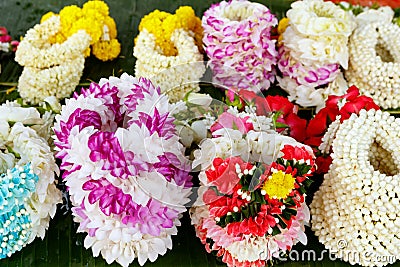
191,109,315,267
202,0,278,91
311,109,400,267
0,104,61,259
15,16,91,104
134,6,205,102
345,7,400,109
277,0,355,108
53,73,192,267
41,0,121,61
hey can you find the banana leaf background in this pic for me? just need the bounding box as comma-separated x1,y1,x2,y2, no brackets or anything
0,0,399,266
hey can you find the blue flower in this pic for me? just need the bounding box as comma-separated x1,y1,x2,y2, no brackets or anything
0,163,38,258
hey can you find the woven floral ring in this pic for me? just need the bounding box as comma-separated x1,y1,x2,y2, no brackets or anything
53,73,192,267
191,126,316,266
15,16,91,104
202,0,278,91
0,109,61,259
311,109,400,267
346,21,400,109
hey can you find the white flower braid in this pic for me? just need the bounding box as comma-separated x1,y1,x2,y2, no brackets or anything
311,109,400,267
345,21,400,109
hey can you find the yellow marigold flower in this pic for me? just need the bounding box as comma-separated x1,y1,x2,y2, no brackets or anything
92,39,120,61
69,18,102,44
278,17,289,35
59,5,83,30
84,47,91,58
82,0,109,17
262,170,295,199
82,8,106,22
138,6,203,56
41,12,56,23
103,16,117,40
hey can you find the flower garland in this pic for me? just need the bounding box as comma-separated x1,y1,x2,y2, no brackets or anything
0,104,61,259
41,0,121,61
202,0,278,91
311,109,400,267
345,10,400,109
190,110,315,266
277,0,356,109
137,6,203,56
133,28,205,103
15,16,91,104
134,7,205,103
53,73,192,267
302,86,379,174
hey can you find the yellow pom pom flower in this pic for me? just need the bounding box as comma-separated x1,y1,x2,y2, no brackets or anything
262,170,295,199
39,0,120,61
41,11,56,23
103,16,117,40
278,17,290,44
59,5,83,30
69,17,103,45
82,0,109,17
138,6,203,56
92,39,120,61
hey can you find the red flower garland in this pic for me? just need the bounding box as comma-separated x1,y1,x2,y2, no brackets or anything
228,85,379,174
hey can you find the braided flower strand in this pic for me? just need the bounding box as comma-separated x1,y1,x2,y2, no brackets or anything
311,109,400,267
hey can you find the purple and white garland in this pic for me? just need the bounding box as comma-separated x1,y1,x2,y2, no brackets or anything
202,0,278,91
277,0,355,109
53,73,192,267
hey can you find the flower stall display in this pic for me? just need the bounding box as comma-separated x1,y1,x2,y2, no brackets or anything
15,16,91,104
277,0,356,109
345,7,400,109
0,103,61,259
311,109,400,267
40,0,121,61
133,7,205,102
53,73,192,267
190,109,315,266
202,0,278,91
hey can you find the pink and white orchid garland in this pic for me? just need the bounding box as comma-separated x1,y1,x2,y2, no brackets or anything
202,0,278,91
53,73,192,267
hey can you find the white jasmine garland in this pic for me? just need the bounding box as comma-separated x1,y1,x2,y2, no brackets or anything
15,15,91,104
345,21,400,109
15,16,91,69
133,28,205,103
18,57,85,104
311,109,400,267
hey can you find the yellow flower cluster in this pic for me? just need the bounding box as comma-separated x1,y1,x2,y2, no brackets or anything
41,0,120,61
138,6,203,56
262,170,295,199
277,17,289,44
